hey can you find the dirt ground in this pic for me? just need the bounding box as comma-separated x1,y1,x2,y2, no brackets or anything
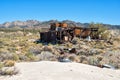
0,61,120,80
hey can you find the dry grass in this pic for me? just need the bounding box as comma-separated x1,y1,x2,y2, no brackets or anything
0,30,120,69
4,60,15,67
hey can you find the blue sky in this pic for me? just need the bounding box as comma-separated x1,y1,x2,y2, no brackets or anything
0,0,120,25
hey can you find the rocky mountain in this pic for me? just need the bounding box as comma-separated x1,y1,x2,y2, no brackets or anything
0,20,120,29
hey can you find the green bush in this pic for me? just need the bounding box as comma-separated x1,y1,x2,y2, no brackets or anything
25,53,37,61
89,22,109,39
12,53,19,61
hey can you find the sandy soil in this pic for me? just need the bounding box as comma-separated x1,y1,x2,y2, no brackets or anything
0,61,120,80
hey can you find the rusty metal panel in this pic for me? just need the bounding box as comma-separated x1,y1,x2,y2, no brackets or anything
74,28,82,36
80,30,91,38
50,26,56,30
40,23,99,43
61,23,68,28
40,32,49,42
49,31,57,42
40,31,57,43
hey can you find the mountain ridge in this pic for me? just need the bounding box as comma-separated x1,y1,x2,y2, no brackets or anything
0,20,120,29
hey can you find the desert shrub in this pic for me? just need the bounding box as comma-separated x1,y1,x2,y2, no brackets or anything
0,67,19,75
7,47,18,53
4,60,15,67
79,55,87,63
101,31,110,40
71,37,79,44
18,54,28,61
37,51,56,61
108,61,119,69
88,56,102,66
96,55,103,61
114,36,120,41
0,52,13,61
88,57,96,65
65,42,73,48
69,55,76,61
77,49,88,56
12,53,19,61
68,54,80,62
100,51,120,69
88,49,101,55
0,52,19,61
0,62,4,69
25,53,37,61
77,48,101,56
82,61,89,64
29,47,41,55
51,47,60,56
0,41,10,47
89,22,109,39
42,46,52,52
0,41,5,48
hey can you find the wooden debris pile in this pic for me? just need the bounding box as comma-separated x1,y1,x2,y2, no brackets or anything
40,22,98,43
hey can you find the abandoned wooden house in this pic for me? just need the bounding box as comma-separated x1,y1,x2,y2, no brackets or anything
40,22,98,43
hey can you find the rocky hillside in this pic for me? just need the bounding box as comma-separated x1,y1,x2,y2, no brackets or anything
0,20,120,29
